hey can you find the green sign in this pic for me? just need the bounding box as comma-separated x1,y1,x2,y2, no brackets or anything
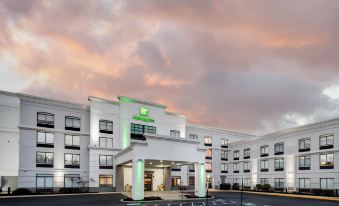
140,107,149,116
133,107,155,122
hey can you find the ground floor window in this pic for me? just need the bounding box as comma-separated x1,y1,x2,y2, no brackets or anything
36,174,53,189
64,174,80,188
299,178,311,189
274,178,284,188
220,176,226,184
320,178,334,190
243,178,251,187
189,176,195,186
99,175,113,187
171,177,181,187
260,178,269,185
233,178,239,184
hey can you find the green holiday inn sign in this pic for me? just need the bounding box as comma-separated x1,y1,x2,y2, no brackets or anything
132,107,155,122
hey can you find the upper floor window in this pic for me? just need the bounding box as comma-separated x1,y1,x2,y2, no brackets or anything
204,136,212,146
244,148,250,159
99,137,113,148
274,142,284,155
243,162,251,173
274,158,284,171
65,116,80,131
130,123,156,141
221,150,228,161
319,134,334,150
37,132,54,148
65,135,80,150
233,163,239,173
221,163,228,173
260,160,269,172
170,130,180,138
205,162,212,172
221,139,228,148
205,149,212,159
37,112,55,128
189,164,195,172
233,150,240,160
260,145,269,157
320,153,334,169
36,152,54,167
99,120,113,134
299,138,311,152
64,154,80,168
189,134,198,140
99,155,113,169
299,156,311,170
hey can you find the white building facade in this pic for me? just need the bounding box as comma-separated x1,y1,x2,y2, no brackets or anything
0,90,338,199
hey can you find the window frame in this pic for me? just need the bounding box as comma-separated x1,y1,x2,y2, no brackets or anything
170,130,180,138
64,153,80,168
99,155,113,169
319,134,334,150
99,137,113,148
233,150,240,160
99,120,113,134
319,152,334,169
244,148,250,159
36,174,53,191
221,163,228,173
64,134,80,150
298,155,311,170
274,142,284,155
64,174,80,188
260,145,269,157
36,131,54,148
299,138,311,152
37,112,55,128
243,162,251,173
260,160,269,172
204,136,212,146
233,163,239,173
274,158,284,171
36,152,54,167
65,116,81,131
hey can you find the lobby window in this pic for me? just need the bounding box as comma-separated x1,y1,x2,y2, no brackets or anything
64,174,80,188
99,155,113,169
205,149,212,159
299,138,311,152
189,176,195,186
320,153,334,169
36,152,54,167
64,154,80,168
319,134,334,150
274,178,284,189
299,178,311,190
189,134,198,140
171,165,181,171
244,148,250,159
221,150,228,161
320,178,334,190
170,130,180,138
274,142,284,155
99,120,113,134
274,158,284,171
37,131,54,148
299,156,311,170
260,160,269,172
233,163,239,173
65,116,80,131
204,136,212,146
221,139,228,148
37,112,55,128
171,177,181,187
36,174,53,191
189,164,195,172
99,137,113,148
243,162,251,173
99,175,113,187
260,178,269,185
260,145,269,157
221,163,228,173
65,135,80,150
205,162,212,172
233,150,240,160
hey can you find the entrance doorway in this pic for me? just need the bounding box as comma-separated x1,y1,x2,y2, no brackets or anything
144,172,153,191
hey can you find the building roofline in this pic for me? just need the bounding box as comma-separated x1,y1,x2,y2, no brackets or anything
165,111,186,118
118,96,167,109
0,90,19,97
187,123,255,138
88,96,120,105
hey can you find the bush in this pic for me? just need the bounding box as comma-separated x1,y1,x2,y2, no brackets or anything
311,189,335,196
262,184,271,191
220,183,231,190
243,186,251,190
58,188,81,193
255,184,262,191
12,188,32,196
232,183,240,190
0,188,2,193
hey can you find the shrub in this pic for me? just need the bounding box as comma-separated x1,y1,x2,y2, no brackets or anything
58,188,80,193
12,188,32,196
255,184,262,191
0,188,2,193
232,183,240,190
262,184,271,191
243,186,251,190
220,183,231,190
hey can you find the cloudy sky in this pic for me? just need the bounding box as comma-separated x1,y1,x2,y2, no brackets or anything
1,0,339,135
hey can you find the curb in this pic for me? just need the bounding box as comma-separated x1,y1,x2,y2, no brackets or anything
0,192,122,199
120,196,215,203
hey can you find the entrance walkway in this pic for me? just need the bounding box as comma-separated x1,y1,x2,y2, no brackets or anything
122,191,191,200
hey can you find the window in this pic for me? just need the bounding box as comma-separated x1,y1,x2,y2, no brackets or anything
320,153,334,169
189,134,198,140
171,177,181,187
170,130,180,138
299,156,311,170
65,116,80,131
131,123,156,140
233,178,239,184
299,138,311,152
99,155,113,169
221,150,228,161
221,163,228,173
64,174,80,188
244,162,251,173
204,136,212,146
221,139,228,148
274,158,284,171
36,152,54,167
260,178,269,185
99,137,113,148
99,120,113,134
36,174,53,190
274,178,284,189
320,178,334,190
99,175,113,187
171,165,181,171
65,135,80,149
274,142,284,155
233,163,239,173
244,148,250,159
205,149,212,159
233,150,240,160
260,145,269,157
37,132,54,148
260,160,269,172
205,162,212,172
64,154,80,168
189,164,195,172
244,178,251,187
319,134,334,149
189,176,195,186
299,178,311,190
37,112,55,128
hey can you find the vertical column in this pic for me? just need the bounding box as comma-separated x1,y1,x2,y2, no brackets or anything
194,162,206,197
115,165,124,192
132,159,144,200
163,167,171,191
285,155,296,191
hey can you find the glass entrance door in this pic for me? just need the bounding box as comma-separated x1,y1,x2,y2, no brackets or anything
144,173,153,191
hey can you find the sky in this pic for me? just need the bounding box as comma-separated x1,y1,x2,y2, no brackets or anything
0,0,339,135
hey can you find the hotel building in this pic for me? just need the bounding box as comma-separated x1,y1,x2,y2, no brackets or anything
0,90,338,199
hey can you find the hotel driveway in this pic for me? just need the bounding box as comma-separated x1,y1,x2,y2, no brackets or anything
0,191,338,206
